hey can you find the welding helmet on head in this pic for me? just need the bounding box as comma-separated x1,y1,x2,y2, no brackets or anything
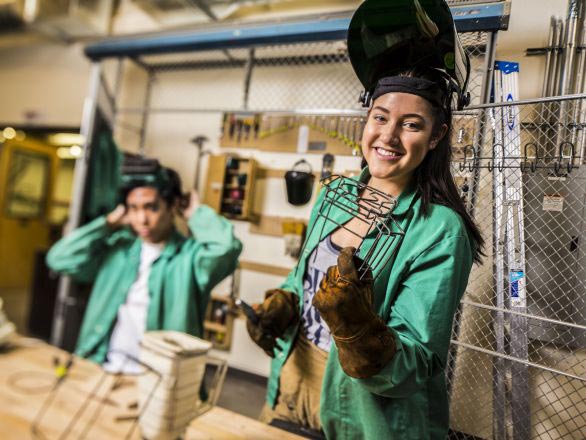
347,0,471,110
118,154,182,205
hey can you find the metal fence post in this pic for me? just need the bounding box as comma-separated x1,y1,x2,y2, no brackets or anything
50,63,102,348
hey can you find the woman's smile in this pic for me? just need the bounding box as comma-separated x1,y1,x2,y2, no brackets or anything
373,147,404,160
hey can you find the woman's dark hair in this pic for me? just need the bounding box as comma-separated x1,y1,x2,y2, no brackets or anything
364,67,484,263
120,167,183,208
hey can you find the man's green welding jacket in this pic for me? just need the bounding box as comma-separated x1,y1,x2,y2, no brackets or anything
46,205,242,363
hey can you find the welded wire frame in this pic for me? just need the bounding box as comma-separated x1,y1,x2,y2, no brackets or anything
298,175,405,281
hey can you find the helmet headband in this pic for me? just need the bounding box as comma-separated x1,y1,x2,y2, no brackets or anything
372,76,446,108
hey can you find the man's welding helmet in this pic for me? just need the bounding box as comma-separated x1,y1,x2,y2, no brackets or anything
347,0,470,110
118,155,182,205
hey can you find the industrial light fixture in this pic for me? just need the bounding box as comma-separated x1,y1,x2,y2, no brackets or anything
2,127,16,140
48,132,85,146
57,145,83,159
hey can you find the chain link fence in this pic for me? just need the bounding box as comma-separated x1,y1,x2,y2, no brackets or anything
98,28,585,439
449,96,586,440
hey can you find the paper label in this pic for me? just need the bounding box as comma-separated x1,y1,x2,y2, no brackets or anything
510,270,526,307
542,195,564,212
297,125,309,153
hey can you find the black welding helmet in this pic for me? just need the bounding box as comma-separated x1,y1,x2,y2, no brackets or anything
347,0,470,109
118,154,182,204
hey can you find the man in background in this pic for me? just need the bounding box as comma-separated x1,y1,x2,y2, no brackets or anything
47,158,242,372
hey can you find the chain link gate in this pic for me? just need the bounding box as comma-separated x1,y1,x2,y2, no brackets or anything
449,95,586,440
93,24,585,439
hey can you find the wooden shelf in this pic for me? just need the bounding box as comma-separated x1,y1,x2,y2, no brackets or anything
239,260,292,277
203,293,235,350
203,154,257,222
204,321,228,332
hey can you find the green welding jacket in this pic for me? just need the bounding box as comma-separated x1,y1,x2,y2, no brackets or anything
267,170,474,439
46,205,242,364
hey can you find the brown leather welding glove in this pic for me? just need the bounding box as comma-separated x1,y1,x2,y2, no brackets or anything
312,247,396,379
246,289,299,358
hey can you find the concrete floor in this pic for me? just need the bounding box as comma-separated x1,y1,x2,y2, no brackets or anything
206,367,267,420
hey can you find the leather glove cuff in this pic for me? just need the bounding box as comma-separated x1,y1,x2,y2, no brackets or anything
333,316,397,379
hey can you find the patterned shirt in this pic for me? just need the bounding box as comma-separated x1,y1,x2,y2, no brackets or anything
301,236,341,352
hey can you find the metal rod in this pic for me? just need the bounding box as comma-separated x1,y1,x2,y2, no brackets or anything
115,94,586,116
559,1,582,96
138,72,154,156
461,300,586,331
555,2,584,172
552,19,565,96
242,48,255,110
577,21,586,164
468,31,497,217
111,57,125,132
51,63,102,348
469,92,586,109
146,54,349,72
116,107,369,116
451,340,586,383
99,72,116,117
543,17,557,97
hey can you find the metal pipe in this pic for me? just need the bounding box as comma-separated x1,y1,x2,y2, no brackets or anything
468,31,498,217
461,300,586,331
138,72,154,156
571,21,586,154
116,93,586,115
576,21,586,164
543,17,557,97
559,2,581,96
51,63,103,348
556,2,583,164
552,19,565,96
574,25,586,94
111,57,125,132
242,48,255,110
451,340,586,383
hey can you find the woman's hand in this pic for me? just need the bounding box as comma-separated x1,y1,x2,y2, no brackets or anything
313,247,396,379
245,289,299,357
312,247,374,338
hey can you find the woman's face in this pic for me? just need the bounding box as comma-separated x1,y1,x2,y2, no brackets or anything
361,92,446,192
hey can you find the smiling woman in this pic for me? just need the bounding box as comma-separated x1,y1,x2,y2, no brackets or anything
363,91,445,196
242,1,486,439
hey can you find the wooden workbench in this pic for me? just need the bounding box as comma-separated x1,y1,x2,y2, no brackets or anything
0,337,302,439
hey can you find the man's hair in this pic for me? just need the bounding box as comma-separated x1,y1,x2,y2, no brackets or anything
119,167,183,207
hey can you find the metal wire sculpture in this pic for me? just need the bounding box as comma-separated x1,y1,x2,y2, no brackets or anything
299,175,406,281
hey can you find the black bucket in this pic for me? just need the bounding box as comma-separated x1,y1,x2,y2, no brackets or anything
285,160,315,206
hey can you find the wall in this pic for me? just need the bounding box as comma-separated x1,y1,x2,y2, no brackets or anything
497,0,569,99
0,0,575,376
0,0,573,128
0,42,90,126
110,54,364,376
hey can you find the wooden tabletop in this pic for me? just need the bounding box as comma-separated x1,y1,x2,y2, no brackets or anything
0,337,302,439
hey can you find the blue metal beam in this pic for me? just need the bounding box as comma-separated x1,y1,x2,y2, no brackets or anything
85,3,509,61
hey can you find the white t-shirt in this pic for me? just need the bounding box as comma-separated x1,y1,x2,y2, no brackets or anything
103,241,164,374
